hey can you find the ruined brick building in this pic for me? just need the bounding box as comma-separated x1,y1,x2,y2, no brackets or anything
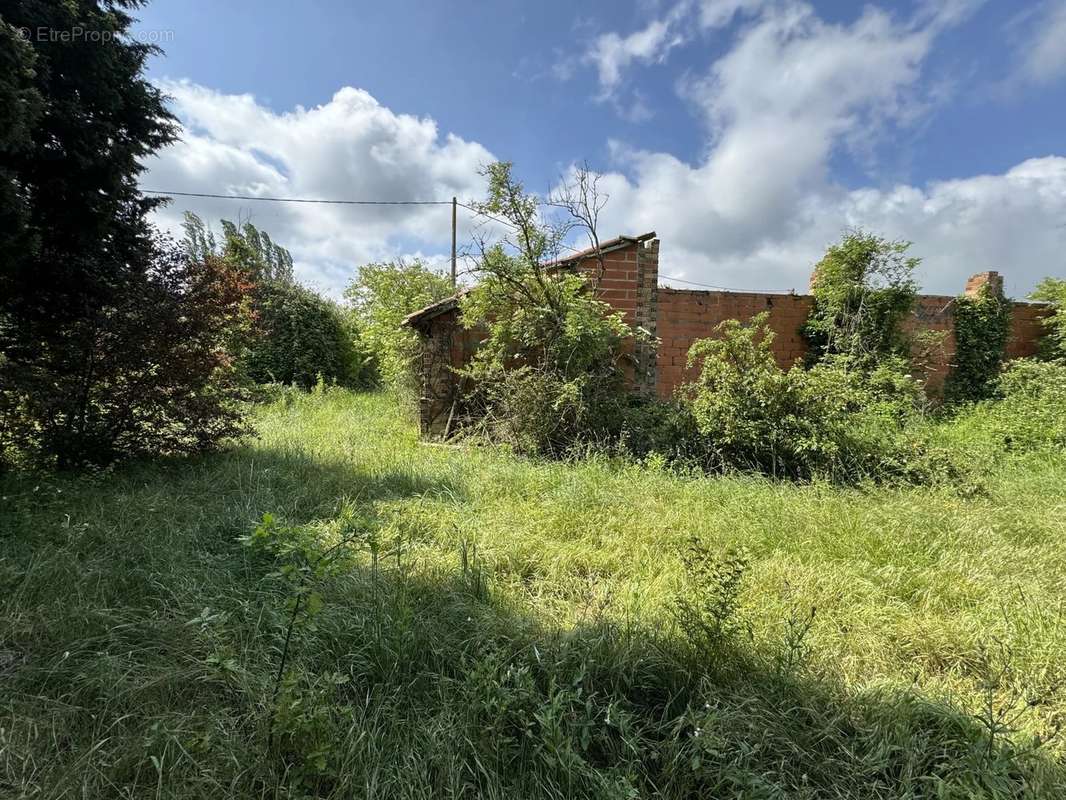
405,234,1049,436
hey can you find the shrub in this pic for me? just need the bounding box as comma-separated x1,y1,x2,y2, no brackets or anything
941,359,1066,455
0,244,253,469
245,281,368,389
681,314,946,482
803,231,918,369
1030,277,1066,361
613,397,704,464
945,284,1012,404
994,359,1066,449
344,260,454,392
461,271,635,456
457,163,643,456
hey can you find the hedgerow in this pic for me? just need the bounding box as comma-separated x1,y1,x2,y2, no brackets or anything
245,281,368,389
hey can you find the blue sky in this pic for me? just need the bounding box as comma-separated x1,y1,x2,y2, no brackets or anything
135,0,1066,296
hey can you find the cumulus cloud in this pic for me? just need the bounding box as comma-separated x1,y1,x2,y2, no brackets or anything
584,1,1066,295
144,0,1066,301
596,156,1066,295
141,81,495,293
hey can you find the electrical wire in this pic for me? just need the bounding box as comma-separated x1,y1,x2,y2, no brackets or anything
141,190,451,205
144,188,794,293
659,274,794,293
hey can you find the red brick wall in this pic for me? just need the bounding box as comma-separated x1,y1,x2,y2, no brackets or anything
654,287,1049,400
571,238,659,396
902,295,956,395
656,289,812,398
412,236,1052,434
1007,302,1048,360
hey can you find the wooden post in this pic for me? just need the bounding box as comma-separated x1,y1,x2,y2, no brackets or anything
451,196,457,288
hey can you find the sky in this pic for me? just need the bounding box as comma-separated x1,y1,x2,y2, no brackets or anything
133,0,1066,297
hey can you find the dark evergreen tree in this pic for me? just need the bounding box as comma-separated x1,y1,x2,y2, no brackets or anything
0,2,251,467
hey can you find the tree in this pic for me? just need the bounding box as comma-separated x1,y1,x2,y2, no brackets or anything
182,211,295,284
180,213,361,388
0,2,263,467
803,231,919,370
344,260,454,391
0,20,41,262
457,162,644,455
0,0,177,326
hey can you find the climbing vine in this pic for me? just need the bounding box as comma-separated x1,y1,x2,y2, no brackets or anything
802,231,918,370
945,286,1012,404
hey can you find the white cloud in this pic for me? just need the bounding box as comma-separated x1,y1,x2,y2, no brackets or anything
582,1,1066,295
142,81,495,294
697,0,770,29
1014,0,1066,85
584,0,766,101
143,0,1066,302
601,157,1066,296
587,18,684,96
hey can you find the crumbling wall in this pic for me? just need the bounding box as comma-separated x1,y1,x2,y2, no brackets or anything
653,269,1049,399
571,238,660,397
414,308,482,437
408,239,1052,436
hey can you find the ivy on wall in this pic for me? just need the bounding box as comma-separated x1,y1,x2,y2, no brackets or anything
802,231,918,370
945,286,1012,404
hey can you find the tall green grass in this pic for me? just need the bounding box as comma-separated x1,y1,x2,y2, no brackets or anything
2,388,1063,797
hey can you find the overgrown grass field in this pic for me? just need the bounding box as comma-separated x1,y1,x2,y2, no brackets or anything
2,389,1064,798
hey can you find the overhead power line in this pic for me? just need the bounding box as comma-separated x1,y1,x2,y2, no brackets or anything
144,187,791,293
141,189,451,206
660,274,793,293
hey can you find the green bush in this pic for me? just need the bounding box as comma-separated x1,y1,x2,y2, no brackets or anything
457,163,643,456
0,245,254,469
613,397,704,464
461,271,635,457
344,260,454,392
245,282,369,389
939,359,1066,455
803,231,918,369
1030,277,1066,361
681,314,950,483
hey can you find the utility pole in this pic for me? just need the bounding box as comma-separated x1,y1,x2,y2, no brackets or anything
451,196,457,288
